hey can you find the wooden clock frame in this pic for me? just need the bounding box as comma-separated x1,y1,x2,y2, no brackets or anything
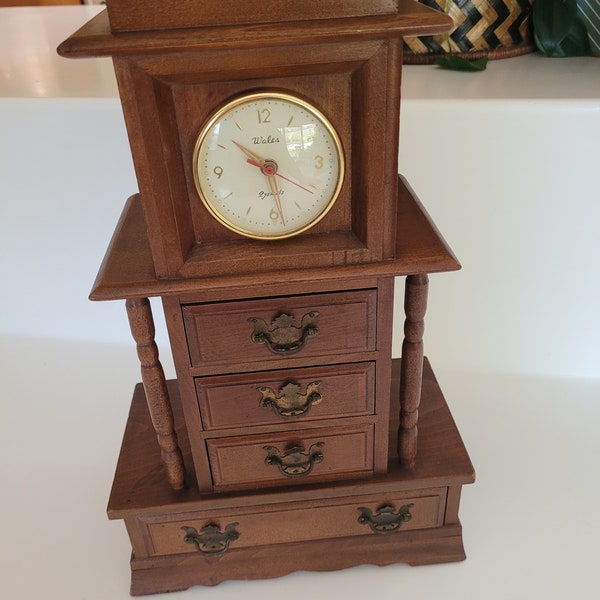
58,1,475,595
108,37,403,279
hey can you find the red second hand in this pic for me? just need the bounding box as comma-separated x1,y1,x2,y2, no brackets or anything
246,158,314,194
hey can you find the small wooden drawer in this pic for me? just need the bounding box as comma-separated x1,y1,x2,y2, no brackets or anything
182,289,377,369
140,488,447,557
196,362,375,430
206,423,374,491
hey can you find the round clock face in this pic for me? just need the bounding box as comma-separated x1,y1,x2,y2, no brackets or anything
192,92,344,240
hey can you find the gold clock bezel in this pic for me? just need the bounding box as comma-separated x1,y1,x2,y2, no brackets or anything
192,91,345,241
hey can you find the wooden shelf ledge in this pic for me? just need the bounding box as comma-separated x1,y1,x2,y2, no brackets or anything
90,175,460,301
107,357,475,519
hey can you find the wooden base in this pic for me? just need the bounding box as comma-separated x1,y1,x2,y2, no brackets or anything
108,359,474,595
130,524,466,595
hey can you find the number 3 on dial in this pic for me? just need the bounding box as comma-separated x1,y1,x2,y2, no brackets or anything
192,91,345,240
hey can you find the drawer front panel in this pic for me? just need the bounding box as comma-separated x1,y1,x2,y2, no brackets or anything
206,424,374,490
183,289,377,368
142,488,446,556
196,362,376,429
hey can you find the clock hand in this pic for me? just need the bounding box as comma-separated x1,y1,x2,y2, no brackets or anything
267,174,285,226
273,170,314,195
246,157,275,175
232,140,265,165
234,142,284,223
245,158,313,194
234,141,314,194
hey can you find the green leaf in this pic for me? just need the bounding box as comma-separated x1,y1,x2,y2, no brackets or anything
435,56,489,71
533,0,578,52
550,16,591,56
533,0,590,57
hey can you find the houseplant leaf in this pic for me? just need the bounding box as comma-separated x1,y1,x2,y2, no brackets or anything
435,55,489,71
533,0,577,54
533,0,590,56
549,16,592,56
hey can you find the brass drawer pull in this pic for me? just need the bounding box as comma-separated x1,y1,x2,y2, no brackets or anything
248,311,319,355
181,523,240,556
357,504,414,534
258,381,322,418
264,442,324,478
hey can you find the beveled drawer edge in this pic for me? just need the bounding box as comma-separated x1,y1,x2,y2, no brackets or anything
182,288,378,368
137,486,448,557
206,423,375,490
196,361,377,430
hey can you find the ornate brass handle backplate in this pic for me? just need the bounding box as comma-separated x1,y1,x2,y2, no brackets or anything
248,311,319,355
181,523,240,556
357,504,414,534
258,381,322,418
264,443,324,478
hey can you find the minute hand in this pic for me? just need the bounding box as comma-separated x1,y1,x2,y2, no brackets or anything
267,175,285,226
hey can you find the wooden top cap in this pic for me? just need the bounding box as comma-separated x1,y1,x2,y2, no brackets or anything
104,0,400,33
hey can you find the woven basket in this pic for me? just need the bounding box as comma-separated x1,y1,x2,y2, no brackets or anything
404,0,535,63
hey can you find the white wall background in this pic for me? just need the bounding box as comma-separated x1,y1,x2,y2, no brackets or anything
398,97,600,380
2,64,599,382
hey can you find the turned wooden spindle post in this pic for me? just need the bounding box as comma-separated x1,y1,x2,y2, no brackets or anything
398,274,429,468
126,297,186,490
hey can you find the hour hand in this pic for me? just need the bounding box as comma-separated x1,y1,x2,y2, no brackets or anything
232,140,264,165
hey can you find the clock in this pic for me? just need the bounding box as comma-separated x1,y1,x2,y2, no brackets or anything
58,3,474,595
192,91,345,240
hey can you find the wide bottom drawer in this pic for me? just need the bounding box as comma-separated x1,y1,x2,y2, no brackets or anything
142,487,447,557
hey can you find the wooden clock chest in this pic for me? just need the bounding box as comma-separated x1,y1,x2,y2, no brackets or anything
58,1,474,594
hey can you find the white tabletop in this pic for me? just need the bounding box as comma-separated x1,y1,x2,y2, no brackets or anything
402,53,600,101
1,6,599,101
0,6,116,98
